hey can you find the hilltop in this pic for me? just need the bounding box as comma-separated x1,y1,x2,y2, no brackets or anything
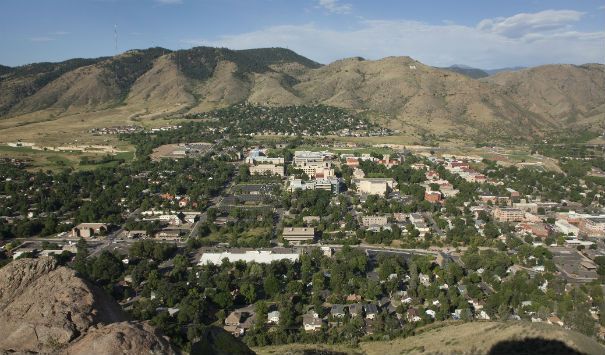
0,46,603,144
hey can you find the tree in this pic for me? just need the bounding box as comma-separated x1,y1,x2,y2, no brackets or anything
90,250,124,283
241,282,258,304
254,301,268,329
72,238,90,277
263,274,280,298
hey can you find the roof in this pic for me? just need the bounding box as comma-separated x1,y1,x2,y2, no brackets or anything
282,227,315,236
199,249,300,265
364,304,378,314
303,314,323,326
74,223,107,229
225,311,243,325
331,304,346,314
349,303,363,314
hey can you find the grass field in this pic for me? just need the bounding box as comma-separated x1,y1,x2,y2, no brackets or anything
0,145,134,171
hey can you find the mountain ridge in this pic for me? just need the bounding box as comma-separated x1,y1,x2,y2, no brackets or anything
0,46,603,140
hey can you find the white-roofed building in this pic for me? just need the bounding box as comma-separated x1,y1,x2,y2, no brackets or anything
198,249,300,265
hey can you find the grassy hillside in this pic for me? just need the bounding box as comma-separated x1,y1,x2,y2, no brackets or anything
360,321,605,355
254,321,605,355
0,46,603,145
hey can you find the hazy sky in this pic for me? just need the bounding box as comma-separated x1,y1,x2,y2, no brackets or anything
1,0,603,68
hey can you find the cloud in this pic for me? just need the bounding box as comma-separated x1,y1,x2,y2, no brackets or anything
477,10,584,39
51,31,70,36
316,0,351,14
181,10,604,68
155,0,182,4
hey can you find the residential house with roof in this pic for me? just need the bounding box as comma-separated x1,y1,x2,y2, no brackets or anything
364,304,378,320
267,310,280,324
330,304,347,318
303,313,324,331
349,303,363,317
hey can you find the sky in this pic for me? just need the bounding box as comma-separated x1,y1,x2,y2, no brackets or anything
0,0,603,68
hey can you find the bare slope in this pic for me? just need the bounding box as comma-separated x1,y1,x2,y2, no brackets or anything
293,56,540,136
485,64,605,125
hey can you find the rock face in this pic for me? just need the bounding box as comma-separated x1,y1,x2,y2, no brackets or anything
0,257,175,354
66,322,175,355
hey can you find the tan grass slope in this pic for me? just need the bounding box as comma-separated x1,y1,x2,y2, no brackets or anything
359,321,605,355
0,46,603,142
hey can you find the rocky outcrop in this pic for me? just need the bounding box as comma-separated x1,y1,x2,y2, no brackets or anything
66,322,175,355
0,257,175,354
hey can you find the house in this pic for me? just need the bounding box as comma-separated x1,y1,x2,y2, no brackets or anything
364,304,378,320
321,246,334,257
71,223,108,238
303,313,324,331
346,294,362,302
224,311,246,336
547,315,564,327
267,310,280,324
349,303,363,317
282,227,315,245
474,310,490,320
330,304,347,318
407,308,422,322
178,197,190,208
424,191,442,203
225,311,243,326
419,273,430,286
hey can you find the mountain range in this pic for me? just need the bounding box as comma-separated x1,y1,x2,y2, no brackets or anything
0,47,603,141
